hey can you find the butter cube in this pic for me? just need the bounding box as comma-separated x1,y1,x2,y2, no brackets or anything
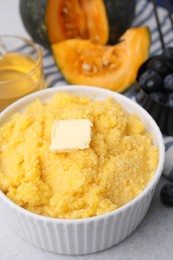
50,119,93,152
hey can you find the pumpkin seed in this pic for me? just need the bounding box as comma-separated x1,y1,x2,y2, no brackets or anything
95,35,100,42
93,66,98,73
62,7,69,14
102,59,109,66
82,63,91,72
109,64,116,69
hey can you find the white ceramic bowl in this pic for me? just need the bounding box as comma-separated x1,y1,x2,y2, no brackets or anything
0,86,165,255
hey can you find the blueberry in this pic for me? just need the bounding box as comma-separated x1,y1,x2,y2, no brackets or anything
137,57,153,80
139,70,155,86
163,47,173,64
139,70,163,93
163,74,173,92
167,93,173,107
150,91,167,104
147,55,172,76
160,184,173,206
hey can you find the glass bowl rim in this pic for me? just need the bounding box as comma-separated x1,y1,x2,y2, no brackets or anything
0,35,43,86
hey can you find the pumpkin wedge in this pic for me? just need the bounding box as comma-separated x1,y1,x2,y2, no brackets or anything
52,27,151,92
20,0,135,48
46,0,109,45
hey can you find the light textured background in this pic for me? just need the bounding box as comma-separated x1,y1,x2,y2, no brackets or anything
0,1,173,259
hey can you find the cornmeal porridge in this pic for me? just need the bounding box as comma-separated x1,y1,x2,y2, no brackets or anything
0,93,158,219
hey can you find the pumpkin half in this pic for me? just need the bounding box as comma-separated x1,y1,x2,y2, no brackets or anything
52,27,151,92
20,0,136,48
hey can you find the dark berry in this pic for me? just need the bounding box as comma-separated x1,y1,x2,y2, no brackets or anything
163,74,173,92
167,93,173,107
147,55,172,76
150,91,167,104
139,70,163,93
137,57,153,80
169,93,173,99
163,47,173,64
160,184,173,206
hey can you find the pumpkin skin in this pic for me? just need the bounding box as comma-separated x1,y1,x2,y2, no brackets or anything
20,0,136,48
20,0,50,48
103,0,136,44
52,27,151,92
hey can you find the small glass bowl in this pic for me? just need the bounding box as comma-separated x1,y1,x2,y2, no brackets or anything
135,59,173,136
0,35,46,111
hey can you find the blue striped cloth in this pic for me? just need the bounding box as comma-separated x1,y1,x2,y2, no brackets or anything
41,0,173,180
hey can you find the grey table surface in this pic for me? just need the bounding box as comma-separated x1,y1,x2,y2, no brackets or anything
0,1,173,259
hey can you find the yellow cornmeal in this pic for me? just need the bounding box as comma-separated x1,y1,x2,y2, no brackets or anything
0,93,158,219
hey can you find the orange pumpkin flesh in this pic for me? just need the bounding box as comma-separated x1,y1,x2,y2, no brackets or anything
52,27,151,92
45,0,109,44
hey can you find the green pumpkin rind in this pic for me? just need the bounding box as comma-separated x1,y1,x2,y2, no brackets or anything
20,0,50,48
104,0,136,44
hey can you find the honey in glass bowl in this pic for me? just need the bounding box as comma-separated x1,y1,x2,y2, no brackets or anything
0,35,46,111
